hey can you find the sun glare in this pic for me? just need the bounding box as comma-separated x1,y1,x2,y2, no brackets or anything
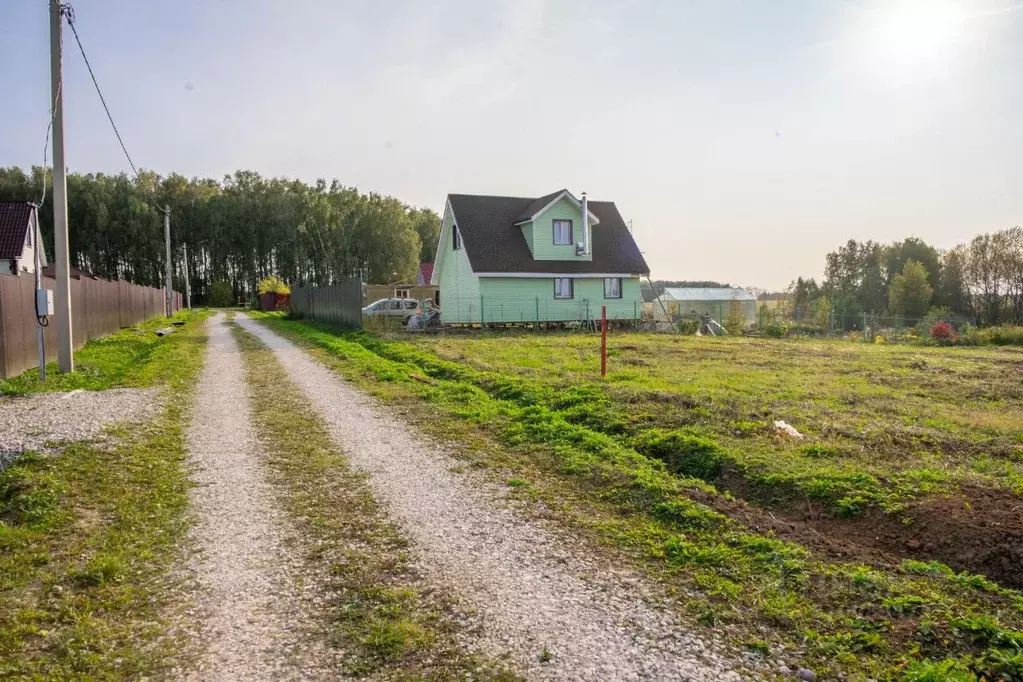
844,0,977,87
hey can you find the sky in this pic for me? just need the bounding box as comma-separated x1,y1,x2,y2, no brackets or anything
2,0,1021,290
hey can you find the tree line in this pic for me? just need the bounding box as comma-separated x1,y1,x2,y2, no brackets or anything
0,166,441,304
788,229,1023,326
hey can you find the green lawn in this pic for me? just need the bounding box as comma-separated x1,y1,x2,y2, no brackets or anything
251,313,1023,682
0,310,211,678
1,309,208,395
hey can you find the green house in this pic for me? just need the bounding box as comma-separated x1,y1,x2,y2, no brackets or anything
430,190,649,325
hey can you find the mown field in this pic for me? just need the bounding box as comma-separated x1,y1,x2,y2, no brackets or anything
252,315,1023,682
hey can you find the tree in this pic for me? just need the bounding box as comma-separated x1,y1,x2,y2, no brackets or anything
788,277,820,316
209,281,234,307
938,246,972,318
889,260,933,318
724,298,746,335
886,237,942,295
410,208,441,263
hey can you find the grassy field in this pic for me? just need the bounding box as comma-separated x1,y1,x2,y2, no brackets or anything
0,309,210,678
252,314,1023,682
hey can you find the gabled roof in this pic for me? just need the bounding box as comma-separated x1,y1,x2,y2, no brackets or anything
663,287,755,302
0,201,34,260
447,193,649,275
416,262,434,286
514,189,568,223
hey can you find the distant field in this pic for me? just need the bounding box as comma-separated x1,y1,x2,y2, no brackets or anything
253,314,1023,681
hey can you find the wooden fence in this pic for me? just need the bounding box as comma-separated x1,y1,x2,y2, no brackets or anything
0,274,182,379
290,281,362,329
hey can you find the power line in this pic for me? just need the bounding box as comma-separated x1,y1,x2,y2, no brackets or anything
59,2,163,211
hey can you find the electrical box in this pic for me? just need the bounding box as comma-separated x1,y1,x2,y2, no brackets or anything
36,289,54,317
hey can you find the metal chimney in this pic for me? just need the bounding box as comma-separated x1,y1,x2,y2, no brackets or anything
581,191,589,255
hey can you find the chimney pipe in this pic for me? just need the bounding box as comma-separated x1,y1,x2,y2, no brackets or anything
581,191,589,255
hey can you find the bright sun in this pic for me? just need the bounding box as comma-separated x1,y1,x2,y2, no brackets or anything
871,0,966,68
845,0,975,86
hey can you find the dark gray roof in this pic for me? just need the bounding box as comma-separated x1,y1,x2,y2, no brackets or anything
514,189,568,223
448,193,650,275
0,201,33,260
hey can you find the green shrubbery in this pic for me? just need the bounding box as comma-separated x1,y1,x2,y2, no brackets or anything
208,280,235,307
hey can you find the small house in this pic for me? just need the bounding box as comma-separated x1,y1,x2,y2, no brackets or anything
0,202,46,276
430,189,649,324
657,287,756,326
363,262,439,306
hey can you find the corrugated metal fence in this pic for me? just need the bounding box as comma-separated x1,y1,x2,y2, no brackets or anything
0,274,182,379
290,281,362,329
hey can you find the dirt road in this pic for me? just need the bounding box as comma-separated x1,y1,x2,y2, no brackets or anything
235,315,746,681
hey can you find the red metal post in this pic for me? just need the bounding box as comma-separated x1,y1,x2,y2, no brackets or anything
600,305,607,377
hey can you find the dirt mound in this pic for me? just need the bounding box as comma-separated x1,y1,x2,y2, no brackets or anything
806,486,1023,588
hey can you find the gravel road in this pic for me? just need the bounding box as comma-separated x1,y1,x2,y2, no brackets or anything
183,313,336,680
0,387,160,471
238,315,749,681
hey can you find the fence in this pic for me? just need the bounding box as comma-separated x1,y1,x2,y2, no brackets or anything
290,281,362,329
0,273,182,379
752,306,958,339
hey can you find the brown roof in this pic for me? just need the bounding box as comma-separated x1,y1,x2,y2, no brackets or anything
0,202,33,261
447,193,649,275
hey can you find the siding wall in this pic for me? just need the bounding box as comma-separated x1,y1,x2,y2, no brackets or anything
437,208,481,324
528,196,593,262
471,276,642,324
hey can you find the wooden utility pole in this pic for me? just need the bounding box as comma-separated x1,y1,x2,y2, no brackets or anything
182,243,191,309
50,0,73,372
600,305,608,377
164,205,172,317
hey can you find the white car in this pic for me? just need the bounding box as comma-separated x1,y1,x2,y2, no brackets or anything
362,297,421,323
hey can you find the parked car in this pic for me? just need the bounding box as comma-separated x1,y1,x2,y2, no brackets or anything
362,297,422,323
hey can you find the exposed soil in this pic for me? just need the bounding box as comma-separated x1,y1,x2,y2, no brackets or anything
715,469,1023,588
805,486,1023,588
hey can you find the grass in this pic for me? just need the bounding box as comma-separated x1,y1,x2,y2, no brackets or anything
228,321,518,680
1,309,205,395
248,312,1023,682
0,310,211,678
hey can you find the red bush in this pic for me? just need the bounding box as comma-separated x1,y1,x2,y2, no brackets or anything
930,321,958,345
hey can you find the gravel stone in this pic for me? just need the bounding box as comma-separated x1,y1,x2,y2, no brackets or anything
183,313,335,680
239,315,753,681
0,387,160,471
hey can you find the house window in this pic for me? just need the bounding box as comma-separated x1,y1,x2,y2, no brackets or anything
604,277,622,299
553,219,573,245
26,225,32,247
452,225,461,250
395,289,410,299
554,277,573,299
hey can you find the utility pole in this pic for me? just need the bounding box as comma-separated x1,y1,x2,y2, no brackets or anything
182,242,191,309
32,206,46,381
164,205,172,317
50,0,73,372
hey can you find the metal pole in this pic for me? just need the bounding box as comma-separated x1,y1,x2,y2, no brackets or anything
33,206,46,381
182,242,191,309
600,305,607,377
50,0,73,373
164,205,172,317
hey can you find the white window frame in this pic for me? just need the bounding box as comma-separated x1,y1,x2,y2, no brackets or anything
553,277,574,299
553,219,573,245
604,277,622,299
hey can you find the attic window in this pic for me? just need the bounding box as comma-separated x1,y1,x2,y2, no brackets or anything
553,219,573,245
452,225,461,250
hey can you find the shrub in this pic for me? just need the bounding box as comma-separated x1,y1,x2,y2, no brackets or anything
677,317,699,335
633,429,723,481
765,323,785,338
257,275,291,295
930,321,958,345
208,280,234,307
